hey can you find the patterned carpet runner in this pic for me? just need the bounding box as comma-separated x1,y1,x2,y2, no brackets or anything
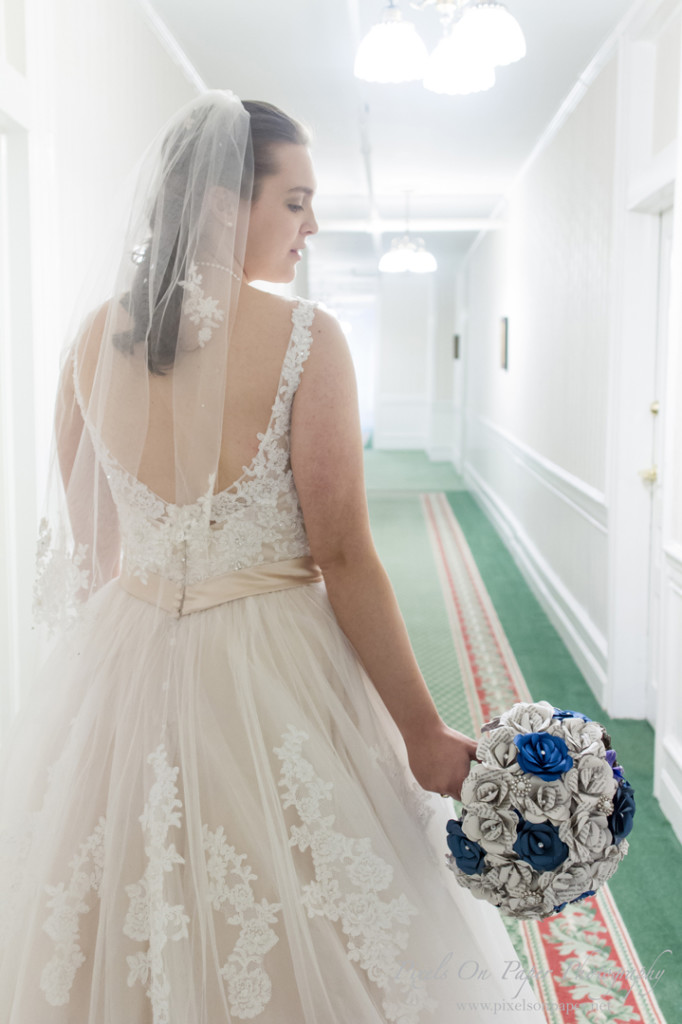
421,492,666,1024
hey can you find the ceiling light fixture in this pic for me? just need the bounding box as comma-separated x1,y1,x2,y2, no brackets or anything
355,0,526,95
354,0,428,83
378,193,438,273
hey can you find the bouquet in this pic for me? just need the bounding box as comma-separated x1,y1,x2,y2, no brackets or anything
445,701,635,919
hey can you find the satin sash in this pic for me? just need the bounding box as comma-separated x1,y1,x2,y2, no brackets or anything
118,555,324,617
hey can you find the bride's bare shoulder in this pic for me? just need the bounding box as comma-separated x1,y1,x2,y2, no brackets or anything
240,286,299,316
70,297,133,403
245,290,341,339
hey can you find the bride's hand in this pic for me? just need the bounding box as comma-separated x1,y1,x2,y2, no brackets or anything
404,722,479,801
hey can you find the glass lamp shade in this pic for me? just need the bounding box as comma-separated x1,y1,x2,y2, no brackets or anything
410,239,438,273
458,2,526,67
354,8,428,83
423,23,496,95
378,235,437,273
378,239,413,272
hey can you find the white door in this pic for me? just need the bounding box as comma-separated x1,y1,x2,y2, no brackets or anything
645,207,673,729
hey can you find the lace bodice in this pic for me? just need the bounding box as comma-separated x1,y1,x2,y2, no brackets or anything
83,299,317,589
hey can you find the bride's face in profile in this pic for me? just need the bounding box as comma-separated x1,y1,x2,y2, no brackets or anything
244,142,319,283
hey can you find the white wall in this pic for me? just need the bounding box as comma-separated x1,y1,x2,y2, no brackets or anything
374,272,433,450
373,247,458,454
459,57,617,692
31,0,201,487
0,0,200,740
456,0,682,843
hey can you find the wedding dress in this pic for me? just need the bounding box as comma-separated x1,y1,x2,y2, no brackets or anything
0,296,550,1023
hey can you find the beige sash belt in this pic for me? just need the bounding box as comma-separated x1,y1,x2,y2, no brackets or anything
118,555,324,617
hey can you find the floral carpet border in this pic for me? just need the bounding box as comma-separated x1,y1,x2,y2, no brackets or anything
421,492,666,1024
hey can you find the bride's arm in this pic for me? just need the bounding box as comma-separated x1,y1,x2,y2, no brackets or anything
290,308,477,799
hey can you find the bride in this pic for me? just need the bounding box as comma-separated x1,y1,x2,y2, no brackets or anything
0,91,548,1023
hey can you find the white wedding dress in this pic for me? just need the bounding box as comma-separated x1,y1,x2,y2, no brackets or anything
0,298,548,1023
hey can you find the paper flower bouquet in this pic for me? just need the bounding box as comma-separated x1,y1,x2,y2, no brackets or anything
445,701,635,919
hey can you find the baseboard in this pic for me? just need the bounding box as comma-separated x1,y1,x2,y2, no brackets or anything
463,460,608,708
657,735,682,846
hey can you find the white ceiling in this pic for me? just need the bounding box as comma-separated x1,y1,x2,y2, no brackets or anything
148,0,639,275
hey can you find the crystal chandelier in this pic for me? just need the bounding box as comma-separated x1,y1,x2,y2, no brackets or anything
378,194,438,273
354,0,526,96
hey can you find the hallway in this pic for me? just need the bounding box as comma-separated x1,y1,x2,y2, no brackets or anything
1,0,681,1019
366,450,680,1024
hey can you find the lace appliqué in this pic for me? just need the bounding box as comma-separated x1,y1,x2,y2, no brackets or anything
115,472,217,587
33,516,90,636
203,824,282,1019
274,725,438,1024
178,261,225,348
124,744,190,1023
74,299,318,588
39,817,106,1006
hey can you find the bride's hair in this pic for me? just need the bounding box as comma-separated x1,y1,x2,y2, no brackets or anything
242,100,310,201
114,98,310,375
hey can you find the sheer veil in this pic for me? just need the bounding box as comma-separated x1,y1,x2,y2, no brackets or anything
33,90,253,637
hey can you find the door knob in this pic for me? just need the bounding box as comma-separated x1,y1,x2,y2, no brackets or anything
638,465,658,483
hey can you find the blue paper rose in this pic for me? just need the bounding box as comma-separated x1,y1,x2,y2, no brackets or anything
552,708,592,722
514,732,574,781
513,817,569,871
446,818,486,876
608,779,636,844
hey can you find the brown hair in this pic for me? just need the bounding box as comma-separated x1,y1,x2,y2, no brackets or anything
242,100,311,201
114,99,311,374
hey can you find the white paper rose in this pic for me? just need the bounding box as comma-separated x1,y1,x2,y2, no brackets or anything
554,717,606,758
565,755,617,807
559,807,613,861
505,888,556,919
548,862,595,903
482,858,535,896
499,700,556,734
476,726,519,769
461,763,511,810
461,803,518,853
512,774,572,825
590,843,626,888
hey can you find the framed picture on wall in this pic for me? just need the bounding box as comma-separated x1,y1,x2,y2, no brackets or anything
500,317,508,370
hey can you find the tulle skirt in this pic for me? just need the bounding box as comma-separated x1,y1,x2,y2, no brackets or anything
0,578,548,1023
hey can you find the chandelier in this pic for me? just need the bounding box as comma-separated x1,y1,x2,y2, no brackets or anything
378,193,438,273
354,0,526,95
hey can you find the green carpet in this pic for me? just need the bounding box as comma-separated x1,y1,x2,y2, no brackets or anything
364,449,467,492
365,450,680,1024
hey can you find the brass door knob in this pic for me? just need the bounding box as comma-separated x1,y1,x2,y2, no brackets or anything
638,465,658,483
